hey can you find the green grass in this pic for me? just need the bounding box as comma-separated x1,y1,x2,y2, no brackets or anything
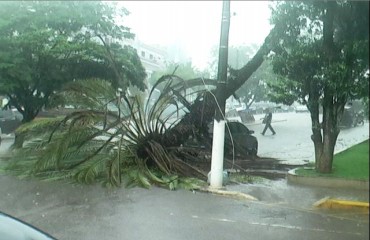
295,139,369,180
228,173,267,184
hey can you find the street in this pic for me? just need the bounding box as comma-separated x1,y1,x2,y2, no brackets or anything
0,174,368,240
0,111,368,240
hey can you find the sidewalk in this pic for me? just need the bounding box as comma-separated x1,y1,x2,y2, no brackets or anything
246,112,369,165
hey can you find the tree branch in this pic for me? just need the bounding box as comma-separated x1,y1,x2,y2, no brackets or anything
162,24,282,147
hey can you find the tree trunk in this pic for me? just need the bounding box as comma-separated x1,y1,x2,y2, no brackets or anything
314,84,341,173
162,25,281,147
316,113,339,173
308,86,323,168
312,107,339,173
313,1,341,173
12,110,38,149
12,133,25,149
316,141,335,173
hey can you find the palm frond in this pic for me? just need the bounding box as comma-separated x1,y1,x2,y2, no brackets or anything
60,78,117,110
4,77,213,189
16,117,65,138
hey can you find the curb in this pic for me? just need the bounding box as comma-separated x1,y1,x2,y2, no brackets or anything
198,187,258,201
287,168,369,191
314,197,369,211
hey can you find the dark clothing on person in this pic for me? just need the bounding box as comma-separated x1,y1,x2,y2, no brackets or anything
261,112,276,135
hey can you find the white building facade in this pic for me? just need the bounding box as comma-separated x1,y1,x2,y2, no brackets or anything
118,38,167,81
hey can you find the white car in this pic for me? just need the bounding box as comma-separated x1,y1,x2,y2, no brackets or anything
295,105,309,113
0,211,55,239
225,109,242,122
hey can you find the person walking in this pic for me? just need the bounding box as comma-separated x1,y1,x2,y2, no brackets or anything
261,108,276,135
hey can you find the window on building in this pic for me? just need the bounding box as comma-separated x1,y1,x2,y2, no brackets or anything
149,54,153,60
141,51,145,58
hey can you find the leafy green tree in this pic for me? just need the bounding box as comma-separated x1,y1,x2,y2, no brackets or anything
268,1,369,173
0,1,146,125
3,2,290,186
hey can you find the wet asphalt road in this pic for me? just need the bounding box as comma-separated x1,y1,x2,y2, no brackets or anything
0,112,369,240
0,174,368,240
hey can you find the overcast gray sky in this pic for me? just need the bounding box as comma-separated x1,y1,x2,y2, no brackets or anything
120,1,273,70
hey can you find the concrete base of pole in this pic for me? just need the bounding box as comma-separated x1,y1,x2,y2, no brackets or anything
210,119,226,189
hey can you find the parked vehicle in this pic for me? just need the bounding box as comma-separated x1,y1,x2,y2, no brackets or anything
225,109,242,122
353,110,365,127
0,211,55,239
0,109,22,134
209,121,258,160
340,108,364,128
295,105,309,113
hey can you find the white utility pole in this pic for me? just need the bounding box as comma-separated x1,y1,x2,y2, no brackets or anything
210,0,230,189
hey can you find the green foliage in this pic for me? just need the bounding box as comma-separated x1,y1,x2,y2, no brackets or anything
269,1,369,106
266,76,299,106
267,42,323,105
268,1,369,173
295,140,369,180
3,78,208,189
0,1,146,123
